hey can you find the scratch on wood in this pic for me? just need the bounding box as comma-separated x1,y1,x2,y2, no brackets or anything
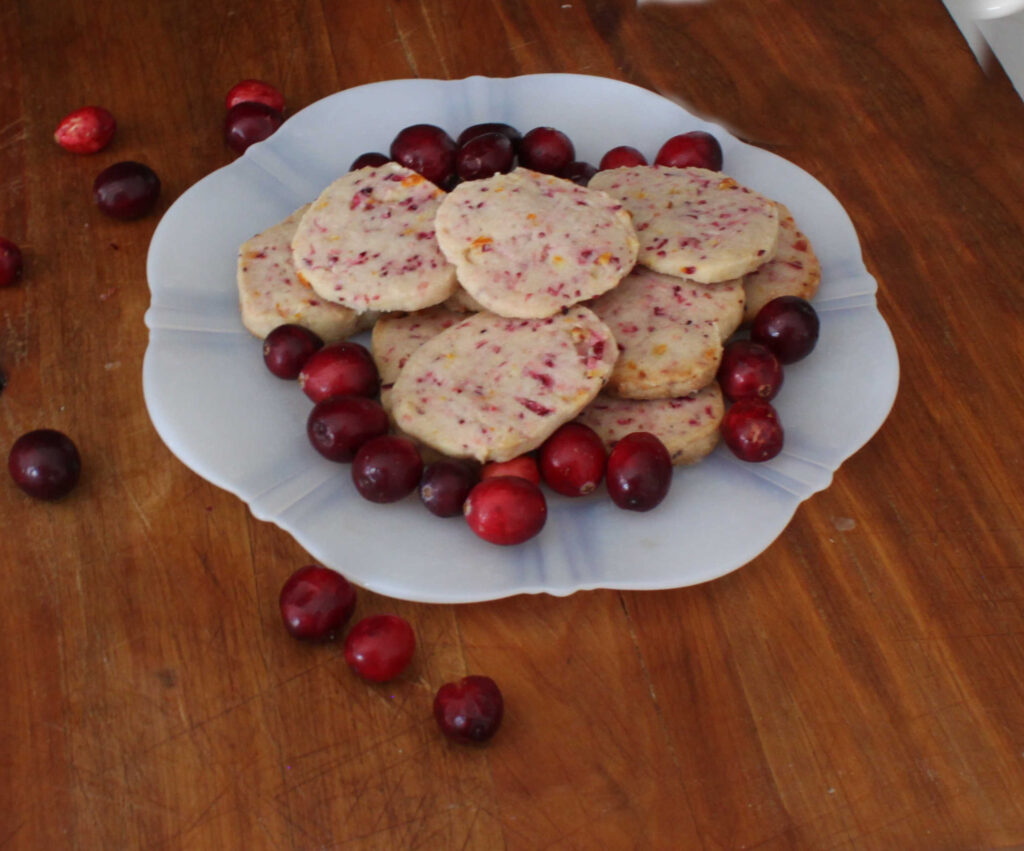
387,5,421,77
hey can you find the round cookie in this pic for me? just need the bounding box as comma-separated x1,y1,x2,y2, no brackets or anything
390,306,618,463
291,162,457,312
588,265,745,399
588,166,779,284
434,168,638,319
576,383,725,466
743,203,821,321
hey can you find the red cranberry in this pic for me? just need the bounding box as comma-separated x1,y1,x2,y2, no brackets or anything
750,296,820,364
721,398,784,462
225,79,285,113
655,131,723,171
224,102,283,154
717,340,784,402
599,146,647,170
480,455,540,486
350,152,390,170
389,124,457,187
561,161,597,186
539,422,606,497
605,432,672,512
262,324,323,379
278,565,356,641
0,237,24,288
298,340,379,403
456,122,522,149
352,436,423,503
434,675,504,744
420,459,479,517
307,395,389,462
93,161,160,220
519,126,575,175
464,476,547,546
456,132,515,181
8,429,81,501
54,106,116,154
344,614,416,682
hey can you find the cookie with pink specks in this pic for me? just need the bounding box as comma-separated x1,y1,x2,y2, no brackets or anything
588,166,779,284
390,306,618,463
588,265,744,399
742,204,820,321
291,162,457,312
434,168,638,319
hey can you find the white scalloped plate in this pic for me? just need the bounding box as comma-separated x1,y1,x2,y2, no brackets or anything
143,74,898,603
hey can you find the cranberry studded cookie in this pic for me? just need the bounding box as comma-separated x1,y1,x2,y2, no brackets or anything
742,203,821,321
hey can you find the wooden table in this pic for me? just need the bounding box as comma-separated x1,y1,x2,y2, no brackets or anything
3,0,1023,847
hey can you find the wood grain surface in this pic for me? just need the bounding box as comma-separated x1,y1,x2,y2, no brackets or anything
2,0,1023,848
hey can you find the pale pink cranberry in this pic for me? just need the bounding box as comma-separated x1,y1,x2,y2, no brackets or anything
434,675,504,744
225,79,285,113
278,565,356,641
605,432,672,511
54,106,116,154
344,614,416,682
464,476,547,545
539,422,606,497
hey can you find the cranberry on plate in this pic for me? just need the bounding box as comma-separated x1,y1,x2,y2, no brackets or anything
654,131,723,171
605,432,672,512
307,395,389,463
721,398,784,462
351,435,423,503
456,132,515,181
599,145,647,170
344,614,416,682
539,422,606,497
54,106,116,154
717,339,784,402
350,152,390,170
389,124,458,187
434,675,504,745
480,455,540,485
278,565,357,641
8,429,81,501
463,476,547,546
263,324,323,379
518,126,575,175
456,122,522,149
420,459,479,518
560,161,597,186
750,296,820,364
298,340,379,403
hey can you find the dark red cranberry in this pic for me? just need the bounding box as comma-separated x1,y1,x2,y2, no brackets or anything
307,395,389,462
655,131,723,171
389,124,457,187
344,614,416,682
278,565,356,641
434,675,504,744
539,422,606,497
750,296,820,364
717,340,784,402
54,106,116,154
225,79,285,113
605,432,672,512
721,398,784,462
561,161,597,186
349,152,390,170
224,102,283,154
93,161,161,220
298,341,379,403
464,476,547,545
456,122,522,149
0,237,24,288
420,459,479,517
262,324,323,379
519,126,575,175
352,436,423,503
481,455,540,486
456,132,515,181
8,429,81,501
599,146,647,170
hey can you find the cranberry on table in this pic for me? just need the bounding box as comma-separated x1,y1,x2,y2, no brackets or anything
224,102,283,154
344,614,416,682
298,340,379,403
464,476,547,546
434,675,504,745
717,339,784,402
278,565,356,641
262,324,323,379
307,395,389,463
721,398,784,462
456,132,515,181
518,126,575,175
349,151,390,170
93,161,161,220
560,161,597,186
539,422,607,497
456,122,522,149
420,459,479,517
225,79,285,113
53,105,116,154
480,455,540,486
654,131,724,171
389,123,457,187
750,296,820,364
8,429,81,501
599,145,647,170
352,435,423,503
605,432,672,512
0,237,24,288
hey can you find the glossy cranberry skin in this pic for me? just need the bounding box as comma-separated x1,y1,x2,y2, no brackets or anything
750,296,820,364
464,476,547,545
93,161,161,220
721,398,784,462
278,565,356,641
389,124,457,187
420,459,479,517
0,237,23,288
350,151,390,170
54,106,116,154
298,341,379,403
561,161,597,186
456,122,522,149
225,79,285,113
717,340,784,402
481,455,540,486
352,436,423,503
262,324,323,379
519,126,575,175
655,131,723,171
539,422,607,497
307,395,389,462
456,132,515,181
434,675,504,745
224,102,283,154
344,614,416,682
599,146,647,170
606,432,672,512
8,429,81,501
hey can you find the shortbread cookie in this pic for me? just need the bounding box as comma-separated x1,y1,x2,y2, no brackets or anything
742,204,820,321
576,383,725,466
444,285,486,313
390,306,618,462
588,166,779,284
237,205,364,341
588,265,744,399
291,162,457,312
434,168,638,318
